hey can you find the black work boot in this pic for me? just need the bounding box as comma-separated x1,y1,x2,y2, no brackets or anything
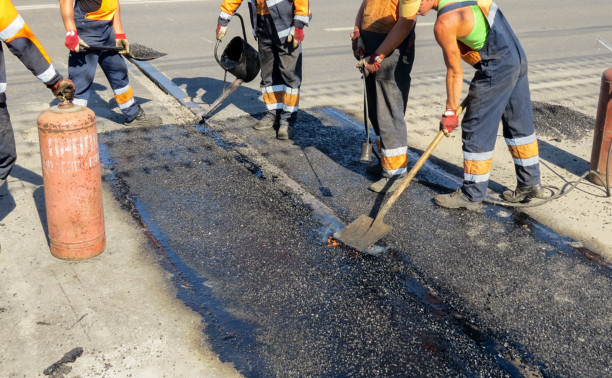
125,106,162,127
253,113,277,130
502,183,545,203
434,188,482,211
277,123,294,140
365,161,383,175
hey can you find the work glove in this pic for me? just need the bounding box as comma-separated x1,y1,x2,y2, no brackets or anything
64,30,89,52
356,55,383,77
49,78,75,102
287,26,304,48
350,29,365,60
115,33,129,55
216,24,228,41
440,109,459,136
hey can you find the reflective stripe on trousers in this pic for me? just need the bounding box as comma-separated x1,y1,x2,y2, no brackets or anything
461,8,540,201
257,14,301,124
362,29,415,178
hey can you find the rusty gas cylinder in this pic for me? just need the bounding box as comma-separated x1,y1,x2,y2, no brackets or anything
589,68,612,186
37,102,105,260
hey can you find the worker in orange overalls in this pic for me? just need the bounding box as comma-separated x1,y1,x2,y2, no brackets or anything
0,0,75,188
216,0,311,140
352,0,416,193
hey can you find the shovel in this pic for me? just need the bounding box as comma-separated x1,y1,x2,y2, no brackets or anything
84,43,166,61
334,97,468,252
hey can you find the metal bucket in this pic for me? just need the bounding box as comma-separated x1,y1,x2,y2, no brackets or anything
214,13,260,83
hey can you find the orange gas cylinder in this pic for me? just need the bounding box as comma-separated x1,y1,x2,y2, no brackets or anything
37,103,105,260
589,68,612,186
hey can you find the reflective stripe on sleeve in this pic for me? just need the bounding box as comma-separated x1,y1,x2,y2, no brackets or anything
0,83,6,93
277,27,291,39
294,15,310,24
36,65,56,84
219,11,232,21
0,14,24,41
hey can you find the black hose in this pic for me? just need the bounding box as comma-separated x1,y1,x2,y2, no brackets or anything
484,136,612,208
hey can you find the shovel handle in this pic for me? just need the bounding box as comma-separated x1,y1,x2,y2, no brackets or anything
374,97,468,222
85,45,123,52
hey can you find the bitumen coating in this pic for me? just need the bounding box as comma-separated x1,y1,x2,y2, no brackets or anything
98,105,611,376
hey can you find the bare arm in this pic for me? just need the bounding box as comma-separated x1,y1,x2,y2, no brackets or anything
354,1,366,31
113,2,125,35
434,17,463,110
59,0,76,31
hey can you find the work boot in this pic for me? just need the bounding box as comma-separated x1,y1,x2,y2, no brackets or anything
365,161,383,175
434,188,482,211
277,123,294,140
253,114,277,130
125,106,162,127
502,183,545,203
369,175,405,193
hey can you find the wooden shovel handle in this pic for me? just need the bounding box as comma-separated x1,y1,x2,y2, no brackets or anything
374,98,468,222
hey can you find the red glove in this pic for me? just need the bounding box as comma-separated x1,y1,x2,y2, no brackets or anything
293,27,304,43
65,30,79,51
216,24,227,40
350,29,365,60
440,109,459,136
287,27,304,48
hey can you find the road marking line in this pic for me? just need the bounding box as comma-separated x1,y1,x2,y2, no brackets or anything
324,23,434,32
16,0,202,11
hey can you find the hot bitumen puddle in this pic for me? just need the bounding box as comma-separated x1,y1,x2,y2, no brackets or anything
98,103,611,376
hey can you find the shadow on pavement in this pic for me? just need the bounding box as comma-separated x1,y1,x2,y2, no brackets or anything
172,76,264,116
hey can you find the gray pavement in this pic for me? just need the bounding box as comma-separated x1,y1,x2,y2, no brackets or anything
0,51,239,377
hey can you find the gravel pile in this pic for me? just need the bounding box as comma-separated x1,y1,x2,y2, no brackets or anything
532,101,595,141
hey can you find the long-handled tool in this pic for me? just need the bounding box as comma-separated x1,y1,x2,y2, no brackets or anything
360,68,373,163
334,98,468,252
85,43,166,61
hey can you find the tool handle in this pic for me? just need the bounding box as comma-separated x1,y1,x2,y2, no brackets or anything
362,69,370,143
85,45,123,52
201,78,244,119
374,97,468,222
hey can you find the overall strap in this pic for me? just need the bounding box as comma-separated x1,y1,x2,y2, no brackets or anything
437,1,477,17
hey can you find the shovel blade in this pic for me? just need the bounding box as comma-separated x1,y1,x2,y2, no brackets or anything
333,214,392,252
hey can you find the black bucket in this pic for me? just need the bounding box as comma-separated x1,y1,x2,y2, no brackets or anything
214,13,260,83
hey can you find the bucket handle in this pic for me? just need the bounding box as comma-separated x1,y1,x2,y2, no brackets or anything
214,12,248,70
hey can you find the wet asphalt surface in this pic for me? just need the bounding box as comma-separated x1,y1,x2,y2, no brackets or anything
99,104,611,377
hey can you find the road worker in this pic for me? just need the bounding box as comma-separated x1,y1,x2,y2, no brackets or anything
59,0,161,126
216,0,311,140
400,0,544,209
0,0,75,188
352,0,416,193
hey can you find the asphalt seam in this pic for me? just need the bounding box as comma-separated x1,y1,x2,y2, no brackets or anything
128,59,347,240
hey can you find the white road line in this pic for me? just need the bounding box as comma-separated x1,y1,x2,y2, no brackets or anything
324,23,434,32
16,0,202,11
